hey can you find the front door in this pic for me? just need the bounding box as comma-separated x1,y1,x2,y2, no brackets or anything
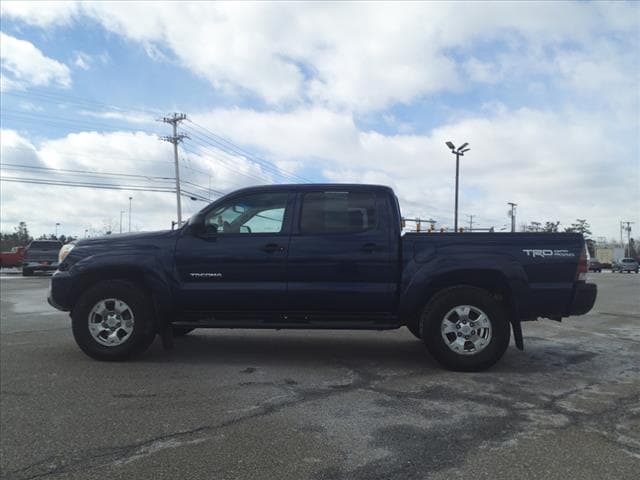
175,191,292,313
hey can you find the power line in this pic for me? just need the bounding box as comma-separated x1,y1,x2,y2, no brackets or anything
1,89,164,117
0,163,174,182
181,144,273,187
185,119,312,183
185,128,284,182
0,176,176,193
1,175,212,203
1,109,159,134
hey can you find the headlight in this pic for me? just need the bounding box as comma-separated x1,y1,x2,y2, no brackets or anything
58,243,75,264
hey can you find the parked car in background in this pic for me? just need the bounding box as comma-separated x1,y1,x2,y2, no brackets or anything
613,258,639,273
0,246,26,268
23,240,62,276
588,259,603,272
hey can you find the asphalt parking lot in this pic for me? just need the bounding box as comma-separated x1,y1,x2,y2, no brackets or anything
1,272,639,480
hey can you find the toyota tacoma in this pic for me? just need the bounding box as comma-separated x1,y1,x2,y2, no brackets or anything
48,184,597,371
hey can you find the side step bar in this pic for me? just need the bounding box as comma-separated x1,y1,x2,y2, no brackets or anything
172,311,401,330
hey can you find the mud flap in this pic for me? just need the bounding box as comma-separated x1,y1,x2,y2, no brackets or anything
511,319,524,350
151,292,174,350
161,324,174,350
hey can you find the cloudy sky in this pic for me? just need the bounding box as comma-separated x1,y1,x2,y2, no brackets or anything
1,1,638,240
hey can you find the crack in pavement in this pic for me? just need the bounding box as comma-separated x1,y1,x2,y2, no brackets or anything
3,364,380,480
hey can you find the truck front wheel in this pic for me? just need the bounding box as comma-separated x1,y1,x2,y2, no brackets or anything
71,280,156,361
420,286,510,372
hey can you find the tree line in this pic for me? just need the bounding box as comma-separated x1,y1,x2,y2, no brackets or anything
0,222,76,251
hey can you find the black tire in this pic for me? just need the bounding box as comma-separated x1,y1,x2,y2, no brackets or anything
406,322,422,339
420,286,511,372
172,327,194,337
71,280,156,361
22,267,33,276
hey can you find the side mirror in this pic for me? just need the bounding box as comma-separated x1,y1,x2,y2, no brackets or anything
188,214,220,237
187,213,206,235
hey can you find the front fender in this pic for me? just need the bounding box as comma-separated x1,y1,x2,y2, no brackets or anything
67,252,175,320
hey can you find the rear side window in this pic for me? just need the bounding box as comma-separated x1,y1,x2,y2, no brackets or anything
300,191,377,234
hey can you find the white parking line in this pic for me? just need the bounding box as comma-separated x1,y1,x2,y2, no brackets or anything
0,276,51,280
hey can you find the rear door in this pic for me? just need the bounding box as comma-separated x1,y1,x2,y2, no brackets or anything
175,191,293,313
286,188,396,313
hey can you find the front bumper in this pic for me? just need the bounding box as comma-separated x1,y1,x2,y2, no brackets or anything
47,270,73,312
568,282,597,316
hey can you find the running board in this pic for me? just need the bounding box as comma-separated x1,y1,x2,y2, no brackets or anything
172,311,400,330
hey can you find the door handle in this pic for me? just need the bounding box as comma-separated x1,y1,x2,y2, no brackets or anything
262,243,285,253
361,243,378,253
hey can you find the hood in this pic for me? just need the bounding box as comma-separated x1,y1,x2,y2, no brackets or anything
75,229,177,247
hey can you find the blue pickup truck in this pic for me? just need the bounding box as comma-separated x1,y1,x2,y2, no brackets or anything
48,184,596,371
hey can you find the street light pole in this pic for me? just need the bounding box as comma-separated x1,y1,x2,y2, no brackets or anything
445,141,470,232
128,196,132,233
508,202,517,233
55,222,60,238
622,221,634,257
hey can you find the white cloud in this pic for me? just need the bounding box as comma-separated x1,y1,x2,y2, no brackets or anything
0,129,279,237
191,105,639,236
0,2,638,240
72,50,110,71
0,1,79,28
0,32,71,90
3,2,637,111
77,109,156,125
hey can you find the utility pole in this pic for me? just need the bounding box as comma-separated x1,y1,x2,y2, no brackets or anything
622,221,634,256
445,141,470,233
128,196,132,232
620,221,624,246
162,113,188,226
467,214,474,231
508,202,517,233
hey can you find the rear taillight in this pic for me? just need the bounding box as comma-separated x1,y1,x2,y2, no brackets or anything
577,245,588,281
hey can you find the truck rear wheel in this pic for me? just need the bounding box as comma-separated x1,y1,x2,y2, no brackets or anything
420,286,510,372
71,280,156,361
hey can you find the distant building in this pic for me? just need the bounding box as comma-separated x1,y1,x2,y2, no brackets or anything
595,246,625,264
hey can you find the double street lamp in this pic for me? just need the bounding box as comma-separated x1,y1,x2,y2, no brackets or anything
445,141,471,232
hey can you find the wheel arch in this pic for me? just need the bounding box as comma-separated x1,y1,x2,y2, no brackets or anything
68,264,173,334
401,268,524,350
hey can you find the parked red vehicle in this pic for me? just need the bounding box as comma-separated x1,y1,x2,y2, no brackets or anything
0,246,26,268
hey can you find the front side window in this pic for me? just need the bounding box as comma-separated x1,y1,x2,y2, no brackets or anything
204,192,288,234
300,191,377,234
